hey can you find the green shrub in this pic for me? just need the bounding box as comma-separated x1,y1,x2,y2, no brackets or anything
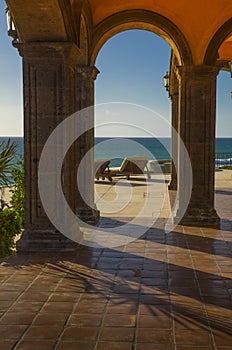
219,165,232,170
0,208,22,257
0,156,24,258
10,158,24,221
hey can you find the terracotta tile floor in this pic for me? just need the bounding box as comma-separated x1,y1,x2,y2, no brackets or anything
0,173,232,349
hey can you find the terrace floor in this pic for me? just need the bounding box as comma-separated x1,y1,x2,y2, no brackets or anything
0,170,232,350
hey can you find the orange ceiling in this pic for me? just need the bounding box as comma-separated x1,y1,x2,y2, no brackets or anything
87,0,232,64
6,0,232,64
219,35,232,61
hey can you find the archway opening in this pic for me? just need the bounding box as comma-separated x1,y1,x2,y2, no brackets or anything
93,29,173,221
215,68,232,221
203,21,232,226
0,2,23,144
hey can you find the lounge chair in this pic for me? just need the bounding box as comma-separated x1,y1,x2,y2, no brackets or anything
94,159,112,181
109,156,151,180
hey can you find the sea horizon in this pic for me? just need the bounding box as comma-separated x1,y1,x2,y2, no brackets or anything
1,135,232,138
1,136,232,167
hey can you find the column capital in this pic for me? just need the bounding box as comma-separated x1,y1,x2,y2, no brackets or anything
14,42,81,66
169,92,179,103
76,66,100,81
169,66,179,98
175,64,219,81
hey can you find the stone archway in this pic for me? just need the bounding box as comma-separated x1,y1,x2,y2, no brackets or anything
204,18,232,66
91,10,193,66
14,2,101,251
204,20,232,221
7,1,230,251
90,10,221,226
90,10,193,225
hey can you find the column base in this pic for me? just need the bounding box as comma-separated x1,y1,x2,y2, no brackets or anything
77,208,100,225
176,208,220,227
16,230,79,252
168,179,177,191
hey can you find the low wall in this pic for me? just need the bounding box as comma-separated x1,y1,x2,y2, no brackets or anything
147,160,171,174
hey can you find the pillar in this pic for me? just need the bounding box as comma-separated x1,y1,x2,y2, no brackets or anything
75,66,100,224
168,67,179,191
176,65,220,226
15,42,81,251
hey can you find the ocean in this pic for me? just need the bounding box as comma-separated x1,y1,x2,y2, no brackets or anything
1,136,232,167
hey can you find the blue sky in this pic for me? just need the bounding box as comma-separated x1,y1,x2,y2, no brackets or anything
0,1,231,137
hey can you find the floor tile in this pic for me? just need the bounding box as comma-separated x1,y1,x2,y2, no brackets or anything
10,301,43,312
138,315,172,329
137,328,172,343
61,326,99,341
56,342,95,350
0,176,231,349
68,313,102,326
106,303,137,314
33,313,69,325
15,340,56,350
19,291,50,302
103,314,136,327
175,330,212,346
96,342,132,350
41,302,74,313
99,327,135,341
0,340,17,350
136,345,171,350
212,330,232,346
74,303,106,314
0,325,28,339
23,325,63,339
0,312,35,325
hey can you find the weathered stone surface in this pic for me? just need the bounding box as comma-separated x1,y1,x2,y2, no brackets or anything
168,54,179,192
177,208,220,227
14,43,101,251
175,65,220,225
16,230,78,252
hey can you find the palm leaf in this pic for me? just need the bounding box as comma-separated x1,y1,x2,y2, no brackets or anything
0,139,17,186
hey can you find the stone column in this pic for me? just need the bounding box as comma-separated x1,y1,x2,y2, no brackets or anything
15,42,81,251
168,69,179,191
75,66,100,224
175,65,220,226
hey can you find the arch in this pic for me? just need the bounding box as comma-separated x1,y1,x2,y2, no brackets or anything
58,0,78,44
91,10,193,66
204,17,232,65
78,14,90,64
6,0,68,42
73,0,93,60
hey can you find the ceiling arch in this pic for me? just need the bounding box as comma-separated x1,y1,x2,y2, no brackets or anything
6,0,70,42
6,0,232,66
91,10,193,67
204,18,232,65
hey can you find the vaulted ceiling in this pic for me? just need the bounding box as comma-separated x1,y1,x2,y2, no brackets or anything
6,0,232,65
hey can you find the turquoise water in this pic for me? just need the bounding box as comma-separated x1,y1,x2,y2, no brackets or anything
94,137,171,167
95,137,232,167
1,136,232,167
